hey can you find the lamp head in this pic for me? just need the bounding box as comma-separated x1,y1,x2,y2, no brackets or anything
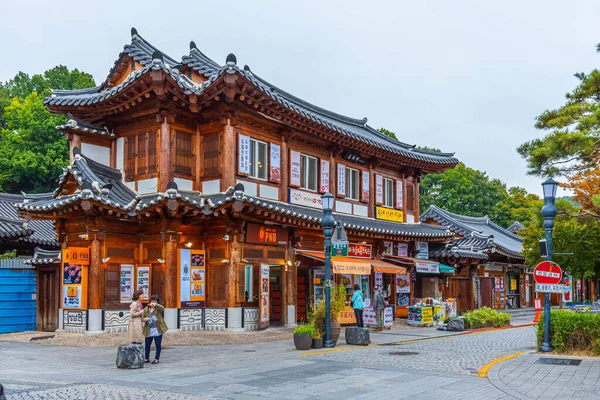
541,178,558,202
321,192,334,212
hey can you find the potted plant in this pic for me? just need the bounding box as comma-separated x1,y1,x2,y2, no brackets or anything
312,284,347,345
293,323,313,350
311,325,323,349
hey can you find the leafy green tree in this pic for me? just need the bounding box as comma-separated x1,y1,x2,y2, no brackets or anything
0,66,95,193
378,127,398,140
419,162,508,218
491,186,542,228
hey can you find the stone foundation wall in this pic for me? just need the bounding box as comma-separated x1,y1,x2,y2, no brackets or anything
104,310,129,333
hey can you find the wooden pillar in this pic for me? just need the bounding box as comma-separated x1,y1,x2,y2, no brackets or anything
221,119,236,192
286,241,296,308
70,134,81,162
369,163,375,218
329,150,336,195
158,113,173,192
280,134,289,202
164,234,177,308
227,235,241,308
110,139,117,169
89,235,101,309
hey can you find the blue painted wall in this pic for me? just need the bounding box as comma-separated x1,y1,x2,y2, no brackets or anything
0,268,36,333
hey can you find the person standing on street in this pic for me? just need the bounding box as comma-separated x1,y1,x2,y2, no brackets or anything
373,285,386,332
351,284,365,328
142,295,168,364
128,290,145,345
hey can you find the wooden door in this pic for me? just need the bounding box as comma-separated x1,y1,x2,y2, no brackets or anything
448,278,472,313
207,263,227,307
480,278,493,308
269,266,282,325
37,266,59,332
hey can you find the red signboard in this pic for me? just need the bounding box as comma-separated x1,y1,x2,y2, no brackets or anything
246,223,289,246
348,243,372,259
533,261,563,285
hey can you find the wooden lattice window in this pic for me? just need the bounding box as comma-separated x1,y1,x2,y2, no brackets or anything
148,132,157,173
243,248,264,259
175,131,194,176
124,131,158,179
267,249,286,260
124,136,136,179
209,248,225,260
137,133,147,174
104,265,119,303
203,133,220,176
406,183,415,213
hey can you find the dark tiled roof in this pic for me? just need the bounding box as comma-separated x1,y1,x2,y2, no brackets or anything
507,221,524,234
45,29,458,169
0,193,58,247
420,205,525,261
24,247,61,265
56,113,114,138
429,242,489,261
17,149,137,214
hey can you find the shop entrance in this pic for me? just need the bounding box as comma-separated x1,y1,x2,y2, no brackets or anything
480,277,493,308
269,266,282,325
507,274,520,308
38,266,59,332
448,278,472,313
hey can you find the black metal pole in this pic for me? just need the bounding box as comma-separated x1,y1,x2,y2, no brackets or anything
323,209,334,348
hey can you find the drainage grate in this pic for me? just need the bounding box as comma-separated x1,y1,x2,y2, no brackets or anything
536,358,581,366
389,351,419,356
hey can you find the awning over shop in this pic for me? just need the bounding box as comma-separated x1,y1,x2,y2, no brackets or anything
439,264,455,274
295,250,406,275
381,255,438,265
382,255,455,275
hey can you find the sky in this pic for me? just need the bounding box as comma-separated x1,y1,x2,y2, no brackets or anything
2,0,599,197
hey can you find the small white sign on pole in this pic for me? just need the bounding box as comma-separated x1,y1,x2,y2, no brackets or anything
535,283,564,293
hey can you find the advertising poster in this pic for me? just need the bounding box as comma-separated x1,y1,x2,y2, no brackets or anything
179,249,191,305
120,265,133,303
269,143,281,182
136,266,150,300
415,241,429,259
375,272,383,287
260,264,270,328
61,247,89,310
337,164,345,196
421,306,433,325
313,270,325,308
396,180,403,209
63,286,82,309
361,171,370,202
320,160,329,192
238,134,250,175
364,307,393,327
190,250,206,304
397,272,411,308
562,276,572,303
397,242,409,257
290,151,301,187
375,175,383,204
382,241,393,255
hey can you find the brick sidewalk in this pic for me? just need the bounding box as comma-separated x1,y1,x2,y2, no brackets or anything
488,353,600,399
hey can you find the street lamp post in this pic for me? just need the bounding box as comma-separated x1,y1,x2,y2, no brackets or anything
540,178,558,352
321,192,335,349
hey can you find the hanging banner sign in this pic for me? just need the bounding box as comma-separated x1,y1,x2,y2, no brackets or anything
348,243,372,259
361,171,370,202
260,264,270,329
397,242,409,257
136,266,150,301
375,175,383,204
375,207,404,223
396,180,403,209
337,164,345,196
320,160,329,193
238,134,250,175
415,241,429,259
290,150,301,187
269,143,281,182
332,261,371,275
416,263,439,274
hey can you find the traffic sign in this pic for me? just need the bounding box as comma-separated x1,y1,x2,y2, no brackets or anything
536,283,564,293
533,261,563,285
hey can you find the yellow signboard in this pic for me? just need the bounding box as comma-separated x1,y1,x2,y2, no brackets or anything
61,248,89,310
510,279,517,291
63,247,90,266
375,207,404,223
338,305,356,324
332,261,371,275
421,306,433,325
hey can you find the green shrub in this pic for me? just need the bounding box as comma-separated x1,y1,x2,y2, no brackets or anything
463,307,511,329
312,284,347,336
294,322,313,335
537,310,600,355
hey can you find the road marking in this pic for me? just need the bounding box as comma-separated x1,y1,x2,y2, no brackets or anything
477,352,525,378
298,347,357,357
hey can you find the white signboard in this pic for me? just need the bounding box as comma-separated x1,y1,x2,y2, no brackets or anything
63,286,82,309
375,175,383,204
536,283,564,293
337,164,345,196
416,263,440,274
363,307,393,327
397,242,409,257
289,188,322,209
415,241,429,259
238,134,250,175
270,143,281,182
179,249,191,303
361,171,370,202
320,159,329,192
396,180,403,209
290,151,301,187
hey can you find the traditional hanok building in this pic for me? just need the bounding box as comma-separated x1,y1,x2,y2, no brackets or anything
421,206,530,312
17,28,458,333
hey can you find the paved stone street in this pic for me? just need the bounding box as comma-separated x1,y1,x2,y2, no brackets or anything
1,325,598,399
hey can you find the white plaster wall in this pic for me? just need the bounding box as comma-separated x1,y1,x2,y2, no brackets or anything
353,204,368,217
137,178,158,194
125,181,136,191
81,142,110,166
202,179,221,194
237,180,257,196
406,214,415,223
260,184,279,200
336,201,352,214
174,178,193,191
116,137,124,172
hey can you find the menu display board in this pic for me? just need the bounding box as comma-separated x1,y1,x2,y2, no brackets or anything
396,273,411,307
238,134,250,175
270,143,281,182
180,249,205,307
120,265,133,303
190,251,205,302
260,264,270,328
136,266,150,300
61,247,89,310
290,151,301,187
320,160,329,193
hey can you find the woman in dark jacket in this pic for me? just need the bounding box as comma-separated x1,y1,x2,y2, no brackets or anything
142,295,168,364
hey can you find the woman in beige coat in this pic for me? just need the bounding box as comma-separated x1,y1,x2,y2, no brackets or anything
128,289,145,344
